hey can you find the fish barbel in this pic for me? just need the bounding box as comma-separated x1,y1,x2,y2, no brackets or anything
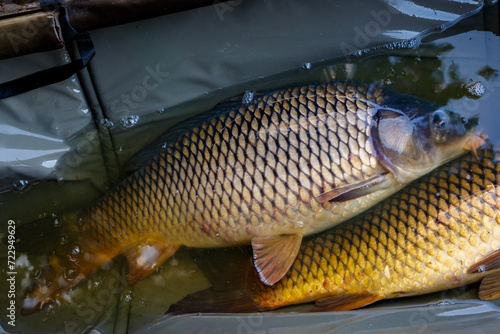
23,81,482,313
169,149,500,313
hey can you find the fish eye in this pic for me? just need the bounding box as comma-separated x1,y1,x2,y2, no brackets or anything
432,110,449,130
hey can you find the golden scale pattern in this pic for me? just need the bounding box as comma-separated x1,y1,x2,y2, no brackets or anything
250,152,500,308
81,82,389,251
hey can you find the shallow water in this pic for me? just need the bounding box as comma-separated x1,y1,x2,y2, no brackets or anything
1,2,500,334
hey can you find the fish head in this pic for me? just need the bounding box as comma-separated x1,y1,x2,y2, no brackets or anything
370,97,484,184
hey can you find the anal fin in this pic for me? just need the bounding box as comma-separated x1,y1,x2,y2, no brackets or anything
310,292,382,312
467,249,500,274
479,271,500,300
167,288,262,314
317,173,391,203
252,234,303,286
123,241,179,284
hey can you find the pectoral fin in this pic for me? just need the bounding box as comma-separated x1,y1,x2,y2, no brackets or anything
467,249,500,274
467,249,500,300
317,173,392,203
252,234,303,286
310,292,382,312
123,241,179,284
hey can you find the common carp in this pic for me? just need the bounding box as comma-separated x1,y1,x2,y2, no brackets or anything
168,149,500,313
22,81,482,313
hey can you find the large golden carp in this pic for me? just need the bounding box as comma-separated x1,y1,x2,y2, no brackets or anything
169,149,500,313
23,81,482,313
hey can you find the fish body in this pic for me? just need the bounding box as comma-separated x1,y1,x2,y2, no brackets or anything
170,150,500,313
23,81,481,313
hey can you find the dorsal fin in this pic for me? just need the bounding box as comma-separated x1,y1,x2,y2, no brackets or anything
125,90,269,173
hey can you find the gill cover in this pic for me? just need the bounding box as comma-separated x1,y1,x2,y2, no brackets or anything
370,108,419,184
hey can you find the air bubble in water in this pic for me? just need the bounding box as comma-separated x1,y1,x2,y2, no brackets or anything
88,277,102,291
100,118,114,128
45,302,57,314
122,293,133,303
13,180,29,191
464,81,486,99
241,90,254,104
120,115,139,129
69,244,81,260
436,299,454,306
59,234,68,245
33,267,43,279
64,267,77,280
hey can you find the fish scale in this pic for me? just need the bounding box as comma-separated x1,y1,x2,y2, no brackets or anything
239,151,500,311
23,80,482,314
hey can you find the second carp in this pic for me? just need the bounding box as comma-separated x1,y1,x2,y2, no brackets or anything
169,149,500,313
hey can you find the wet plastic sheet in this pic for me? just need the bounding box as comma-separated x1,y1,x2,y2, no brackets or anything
0,49,103,190
87,0,485,167
143,300,500,334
